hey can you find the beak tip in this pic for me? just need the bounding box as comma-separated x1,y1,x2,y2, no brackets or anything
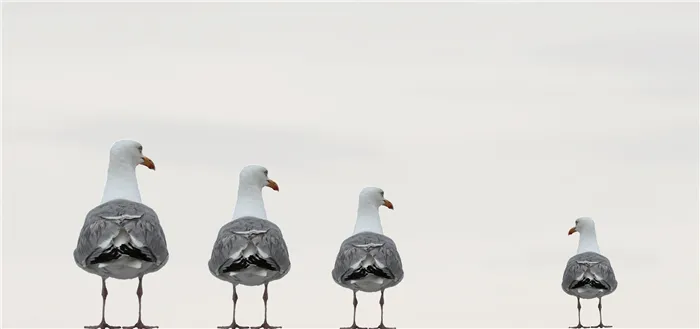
141,157,156,171
383,200,394,210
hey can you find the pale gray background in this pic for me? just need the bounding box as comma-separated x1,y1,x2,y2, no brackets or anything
2,2,698,328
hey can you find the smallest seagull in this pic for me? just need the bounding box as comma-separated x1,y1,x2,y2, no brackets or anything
332,187,404,329
562,217,618,329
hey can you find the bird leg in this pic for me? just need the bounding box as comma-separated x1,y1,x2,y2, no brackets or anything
592,297,612,328
569,297,590,329
372,289,395,329
85,277,121,329
251,283,280,329
123,276,158,329
340,290,367,329
218,284,249,329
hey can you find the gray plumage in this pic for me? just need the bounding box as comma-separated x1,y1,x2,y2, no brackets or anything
73,199,169,280
208,216,291,286
332,231,404,293
562,251,618,299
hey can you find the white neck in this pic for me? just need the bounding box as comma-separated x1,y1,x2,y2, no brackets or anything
101,161,142,203
576,228,601,254
232,184,267,220
353,202,383,235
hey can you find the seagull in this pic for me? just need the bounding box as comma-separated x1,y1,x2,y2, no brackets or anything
73,140,169,329
208,165,291,329
332,187,404,329
562,217,618,329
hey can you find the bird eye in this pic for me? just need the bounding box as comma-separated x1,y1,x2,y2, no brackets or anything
137,145,143,152
380,191,384,197
263,170,268,176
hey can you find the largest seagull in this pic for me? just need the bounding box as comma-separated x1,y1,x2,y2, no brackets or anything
209,165,291,329
74,140,169,329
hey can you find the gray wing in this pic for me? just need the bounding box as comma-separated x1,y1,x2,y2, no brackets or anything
255,220,291,275
73,199,169,273
73,203,121,269
208,216,291,278
209,220,244,276
332,232,404,288
562,252,617,293
122,202,169,272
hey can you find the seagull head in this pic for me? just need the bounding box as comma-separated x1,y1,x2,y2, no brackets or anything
239,165,279,192
109,139,155,170
568,217,595,235
359,186,393,210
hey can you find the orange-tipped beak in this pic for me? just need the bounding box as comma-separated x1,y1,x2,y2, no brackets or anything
383,199,394,210
568,227,577,235
140,156,156,170
266,179,279,191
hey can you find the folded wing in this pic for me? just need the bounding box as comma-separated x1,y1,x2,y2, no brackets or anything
562,251,617,296
332,232,404,291
209,216,290,281
74,199,169,277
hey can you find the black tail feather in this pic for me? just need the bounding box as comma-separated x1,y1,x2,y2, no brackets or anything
118,243,154,262
248,254,278,271
344,268,368,281
367,265,393,279
343,265,394,282
222,254,279,273
89,243,153,265
570,277,608,290
89,247,121,264
222,258,250,272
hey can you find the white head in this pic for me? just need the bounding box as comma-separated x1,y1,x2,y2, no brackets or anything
109,139,156,171
358,186,394,210
568,217,596,236
353,186,394,235
568,217,602,254
238,164,279,192
101,139,155,203
232,165,279,220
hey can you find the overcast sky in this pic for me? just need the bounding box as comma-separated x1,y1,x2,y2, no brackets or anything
2,2,698,328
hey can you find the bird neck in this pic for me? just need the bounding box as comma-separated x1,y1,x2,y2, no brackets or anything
576,228,601,254
353,203,383,235
233,185,267,220
101,162,141,203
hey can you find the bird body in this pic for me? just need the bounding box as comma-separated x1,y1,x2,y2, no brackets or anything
209,165,288,329
332,231,403,293
209,216,290,287
73,140,165,329
562,251,617,300
74,199,169,280
332,187,402,329
562,217,617,328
